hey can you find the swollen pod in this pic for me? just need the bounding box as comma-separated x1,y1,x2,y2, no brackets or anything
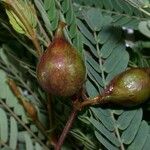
104,68,150,106
37,22,86,97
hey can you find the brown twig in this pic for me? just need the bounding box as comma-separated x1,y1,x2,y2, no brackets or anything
55,107,78,150
55,88,107,150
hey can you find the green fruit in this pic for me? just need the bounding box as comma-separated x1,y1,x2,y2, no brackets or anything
104,68,150,106
36,22,86,97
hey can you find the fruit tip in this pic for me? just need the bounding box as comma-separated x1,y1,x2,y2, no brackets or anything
58,21,67,28
54,21,67,39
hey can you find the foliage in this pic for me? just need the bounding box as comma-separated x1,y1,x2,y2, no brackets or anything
0,0,150,150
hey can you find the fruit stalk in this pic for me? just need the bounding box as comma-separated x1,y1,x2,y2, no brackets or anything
74,95,106,110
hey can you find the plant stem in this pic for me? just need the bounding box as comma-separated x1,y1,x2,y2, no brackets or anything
55,107,78,150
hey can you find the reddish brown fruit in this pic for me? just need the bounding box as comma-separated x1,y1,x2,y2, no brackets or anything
37,22,86,97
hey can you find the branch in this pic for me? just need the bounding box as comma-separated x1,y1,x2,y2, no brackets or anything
55,107,78,150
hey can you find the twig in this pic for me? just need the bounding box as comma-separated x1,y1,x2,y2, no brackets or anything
55,107,78,150
55,89,108,150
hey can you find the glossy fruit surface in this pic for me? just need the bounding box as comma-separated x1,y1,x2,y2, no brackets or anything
104,68,150,106
37,22,86,97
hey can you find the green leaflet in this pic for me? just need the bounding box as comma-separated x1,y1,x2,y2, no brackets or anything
70,129,97,150
0,108,39,150
91,107,115,132
86,62,103,87
100,32,122,58
73,32,83,54
86,80,99,97
43,0,84,53
98,26,112,44
6,10,26,34
15,131,44,150
43,0,58,32
102,0,113,10
62,0,70,13
0,68,28,123
83,8,103,31
89,117,120,147
117,109,137,130
142,134,150,150
34,0,53,36
83,8,113,31
0,108,8,143
46,0,56,21
77,19,96,44
61,0,84,53
89,107,149,150
5,0,37,36
66,5,74,25
75,2,147,30
103,43,126,73
44,0,57,30
9,117,18,149
105,45,129,82
82,35,98,57
95,131,119,150
85,52,101,73
139,21,150,38
128,121,149,150
24,132,34,150
121,109,143,144
35,143,42,150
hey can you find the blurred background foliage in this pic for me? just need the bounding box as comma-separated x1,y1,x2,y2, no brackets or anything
0,0,150,150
